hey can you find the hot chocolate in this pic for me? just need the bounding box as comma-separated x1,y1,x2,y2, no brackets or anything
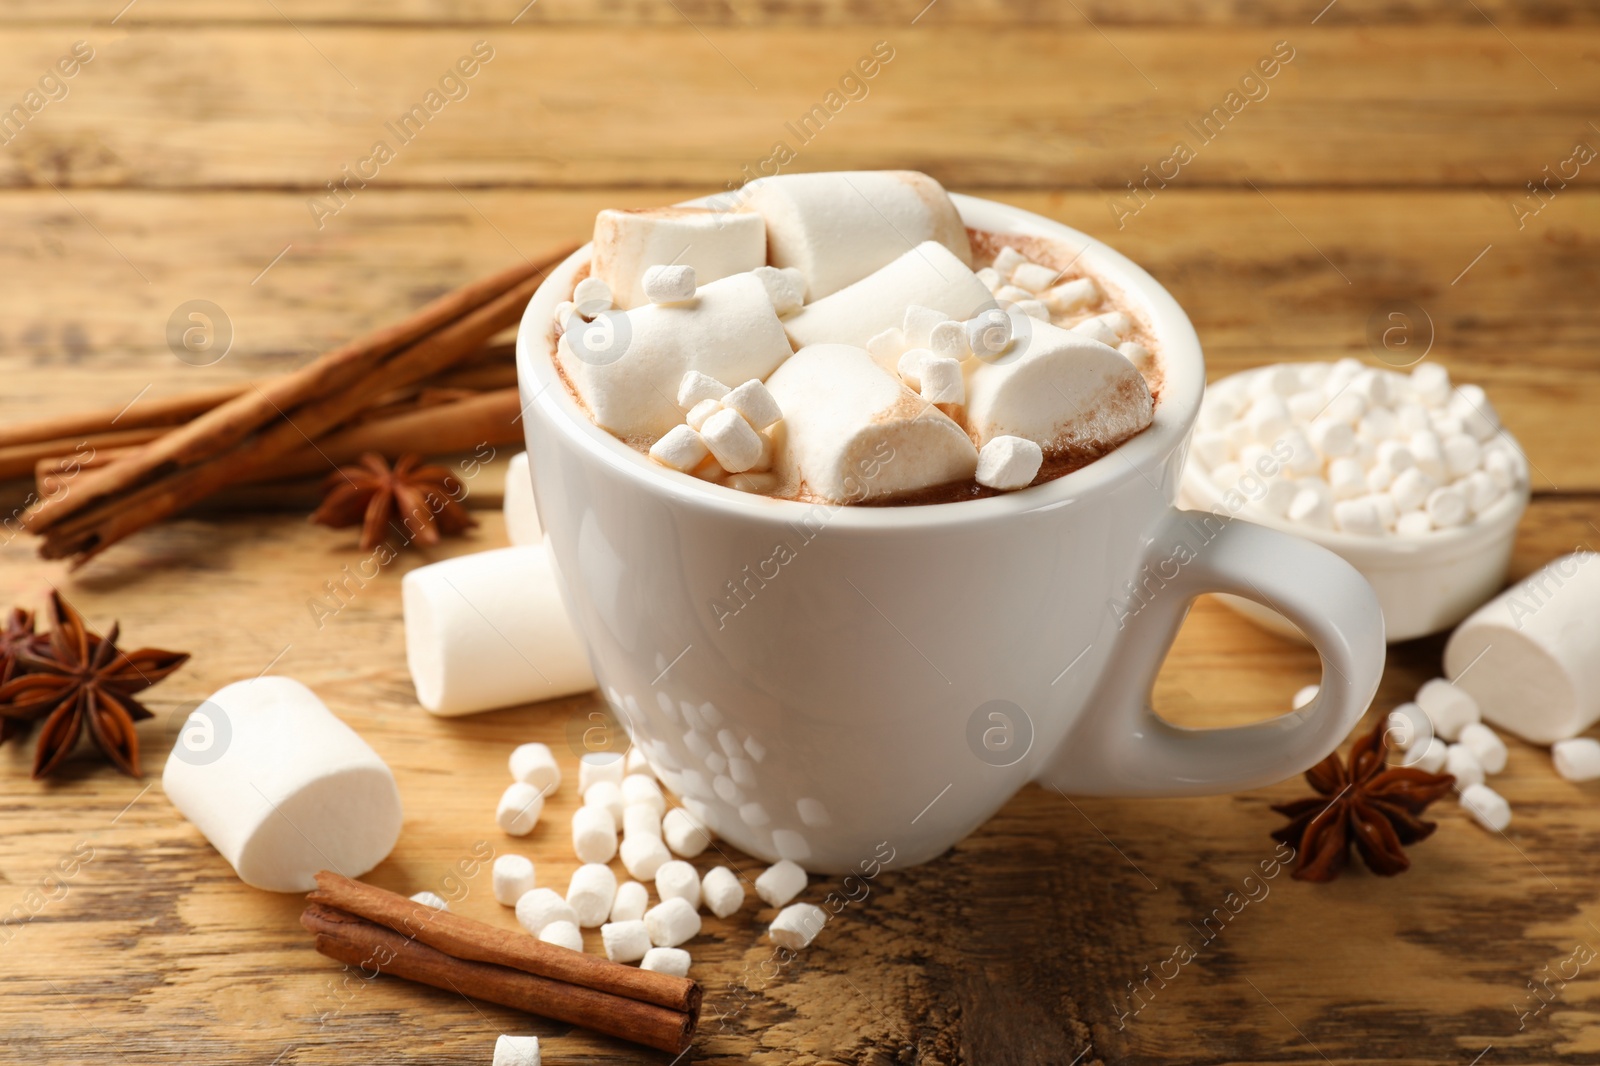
550,171,1161,506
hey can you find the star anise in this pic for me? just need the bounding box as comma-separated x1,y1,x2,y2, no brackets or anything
310,452,477,552
0,608,46,746
0,592,190,779
1271,718,1456,882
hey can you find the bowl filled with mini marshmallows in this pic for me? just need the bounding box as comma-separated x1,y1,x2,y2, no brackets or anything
1179,359,1530,642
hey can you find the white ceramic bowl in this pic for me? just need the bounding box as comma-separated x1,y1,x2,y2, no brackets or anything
1179,370,1529,643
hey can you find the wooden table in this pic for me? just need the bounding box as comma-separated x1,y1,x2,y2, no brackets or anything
3,2,1598,1062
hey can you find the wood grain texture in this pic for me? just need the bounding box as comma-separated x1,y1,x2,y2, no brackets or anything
0,27,1593,190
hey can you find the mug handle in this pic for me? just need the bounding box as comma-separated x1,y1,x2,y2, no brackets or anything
1036,509,1386,797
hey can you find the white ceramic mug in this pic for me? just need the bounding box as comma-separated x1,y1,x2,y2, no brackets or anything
516,193,1386,873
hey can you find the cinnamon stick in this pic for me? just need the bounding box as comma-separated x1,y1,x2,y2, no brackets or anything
301,903,696,1054
27,244,575,562
0,427,164,481
306,872,698,1014
0,383,249,451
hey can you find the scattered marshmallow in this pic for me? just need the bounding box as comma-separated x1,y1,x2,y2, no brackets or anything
620,834,672,880
641,947,691,977
409,891,448,911
494,1034,542,1066
611,880,650,923
537,920,583,953
649,424,711,473
663,807,711,857
572,805,618,864
497,782,545,837
1445,743,1485,789
516,888,577,935
160,677,403,893
644,896,702,947
768,902,827,950
919,357,965,405
578,753,625,793
677,370,730,409
930,319,970,361
1385,702,1424,750
685,399,721,430
625,745,653,779
509,743,561,793
655,860,702,910
1460,782,1511,832
402,546,595,716
1042,277,1099,315
1416,678,1480,741
622,803,662,840
584,780,624,822
642,264,697,304
493,854,537,906
601,919,653,963
1553,738,1600,782
722,379,783,431
975,435,1043,491
702,866,746,918
754,859,807,909
567,863,618,928
591,207,764,310
1410,736,1448,774
1010,261,1059,294
965,308,1013,362
1457,722,1507,774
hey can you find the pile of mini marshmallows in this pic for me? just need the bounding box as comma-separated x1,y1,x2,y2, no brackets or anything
1192,360,1527,536
460,743,827,980
975,246,1152,371
647,371,784,490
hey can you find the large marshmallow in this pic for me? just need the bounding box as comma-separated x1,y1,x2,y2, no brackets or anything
765,343,977,504
161,677,402,893
1445,552,1600,743
403,545,595,716
742,171,972,300
503,452,542,546
558,272,793,439
783,241,992,352
592,207,765,310
963,315,1154,454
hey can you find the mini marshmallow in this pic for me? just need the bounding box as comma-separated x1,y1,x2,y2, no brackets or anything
769,903,827,950
685,398,721,431
677,370,731,409
783,242,991,351
644,896,702,947
743,171,972,299
621,774,667,817
1292,684,1319,711
655,860,702,910
1328,457,1366,500
572,805,618,864
516,888,577,935
410,891,448,911
903,305,949,349
1071,316,1121,348
494,1034,541,1066
966,307,1014,362
1118,341,1152,370
537,920,583,953
1445,553,1600,743
623,803,662,840
765,343,977,504
572,275,612,313
663,807,711,857
1451,384,1500,441
625,745,654,778
865,326,905,368
722,379,783,431
1460,782,1511,832
994,284,1032,305
493,854,537,906
1410,736,1449,774
1411,362,1451,407
503,451,543,546
509,743,561,793
755,859,807,909
896,348,934,389
161,677,405,893
592,207,764,310
964,315,1154,453
752,264,806,315
620,834,672,881
1552,738,1600,782
1458,722,1507,774
1389,467,1433,513
1395,510,1433,537
649,424,710,473
1445,743,1485,789
992,246,1028,278
701,866,745,919
641,947,691,977
975,435,1043,491
611,880,650,923
584,780,624,823
559,272,791,439
1409,430,1446,482
1042,277,1098,315
601,920,652,963
700,407,766,474
919,357,965,405
1010,261,1059,294
1426,485,1469,529
498,783,546,837
976,266,1002,289
1416,678,1480,741
930,319,971,361
1333,497,1383,536
403,546,595,716
642,264,697,304
567,863,618,928
578,752,625,793
1308,418,1355,459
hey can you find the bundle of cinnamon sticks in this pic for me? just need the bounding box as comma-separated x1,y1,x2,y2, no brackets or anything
10,243,577,566
303,872,699,1054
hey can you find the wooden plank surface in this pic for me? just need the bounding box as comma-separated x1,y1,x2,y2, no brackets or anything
4,5,1600,1065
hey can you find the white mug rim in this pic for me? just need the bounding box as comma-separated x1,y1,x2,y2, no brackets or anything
515,190,1206,530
